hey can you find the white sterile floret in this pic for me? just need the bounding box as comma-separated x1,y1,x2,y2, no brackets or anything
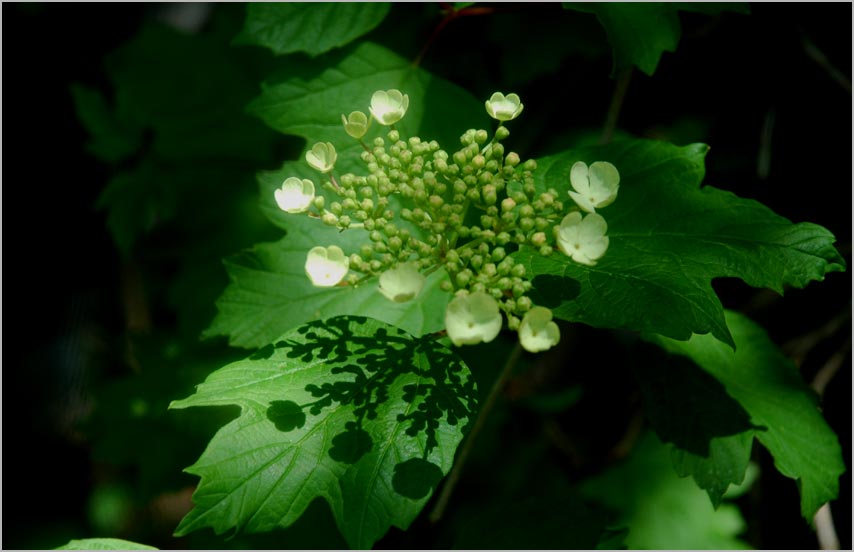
305,245,349,287
275,177,315,213
305,142,337,173
444,291,503,346
555,212,610,266
485,92,524,122
518,307,560,353
369,89,410,126
378,262,425,303
342,111,369,139
568,161,619,213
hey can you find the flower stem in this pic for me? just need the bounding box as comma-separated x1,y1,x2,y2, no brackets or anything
428,341,523,524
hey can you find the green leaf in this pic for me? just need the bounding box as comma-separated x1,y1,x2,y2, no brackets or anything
565,3,749,75
580,432,750,549
648,310,846,521
247,40,489,157
633,343,756,505
205,177,451,348
234,3,391,57
516,139,845,347
56,538,157,550
70,83,142,163
171,316,477,549
207,41,489,347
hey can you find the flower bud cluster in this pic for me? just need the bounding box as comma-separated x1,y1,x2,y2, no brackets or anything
273,89,620,353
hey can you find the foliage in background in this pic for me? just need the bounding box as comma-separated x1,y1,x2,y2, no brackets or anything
49,2,850,550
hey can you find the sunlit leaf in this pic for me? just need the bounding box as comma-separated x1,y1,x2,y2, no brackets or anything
580,432,750,549
648,310,845,521
172,316,477,549
516,139,845,347
56,538,157,550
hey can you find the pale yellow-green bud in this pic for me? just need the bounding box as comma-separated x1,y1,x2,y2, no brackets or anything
495,126,510,140
501,198,516,212
505,152,520,167
342,111,369,139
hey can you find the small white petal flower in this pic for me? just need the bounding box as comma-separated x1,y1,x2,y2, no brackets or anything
305,142,337,173
568,161,620,213
341,111,369,139
378,262,425,303
369,89,410,126
445,291,503,346
274,177,315,213
485,92,524,122
305,245,349,287
518,307,560,353
555,212,610,266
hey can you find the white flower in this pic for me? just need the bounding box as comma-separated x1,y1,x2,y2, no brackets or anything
305,245,349,287
378,262,425,303
568,161,619,213
518,307,560,353
275,177,315,213
305,142,337,173
555,212,609,266
485,92,524,122
342,111,369,139
369,89,410,126
445,291,503,346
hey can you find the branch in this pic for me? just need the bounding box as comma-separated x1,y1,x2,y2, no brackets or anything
428,342,523,524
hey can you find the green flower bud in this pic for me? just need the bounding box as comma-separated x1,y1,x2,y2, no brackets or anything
429,195,444,208
519,217,535,231
342,111,369,139
453,150,467,166
321,212,338,226
313,196,326,209
497,232,512,245
475,129,489,144
516,296,533,312
440,280,454,292
330,202,343,215
495,126,510,140
388,236,403,251
505,152,521,167
370,230,384,242
539,245,554,257
472,155,486,169
501,198,516,212
519,204,534,217
491,247,506,262
512,283,526,297
497,277,512,290
530,232,547,247
471,254,484,269
511,264,526,278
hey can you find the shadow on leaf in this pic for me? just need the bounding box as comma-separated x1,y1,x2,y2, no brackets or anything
257,316,477,497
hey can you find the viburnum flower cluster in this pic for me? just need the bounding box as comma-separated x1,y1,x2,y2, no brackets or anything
274,89,620,353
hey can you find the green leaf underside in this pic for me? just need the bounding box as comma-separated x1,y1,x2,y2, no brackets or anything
172,316,477,549
516,139,844,348
581,432,749,549
565,3,749,75
234,3,391,57
56,538,157,550
649,310,845,520
633,344,756,506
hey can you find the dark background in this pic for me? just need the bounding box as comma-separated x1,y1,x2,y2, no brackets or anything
2,3,850,549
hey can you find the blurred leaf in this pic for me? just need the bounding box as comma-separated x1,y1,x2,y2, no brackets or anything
516,139,845,348
76,22,280,255
565,3,749,75
234,3,391,56
453,493,620,550
581,432,750,549
171,316,477,549
70,83,142,162
670,433,755,508
56,538,157,550
649,310,846,521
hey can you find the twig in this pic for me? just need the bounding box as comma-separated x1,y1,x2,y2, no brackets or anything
802,34,852,94
810,338,851,397
782,308,850,366
412,3,497,68
599,67,632,145
428,342,523,524
814,502,840,550
756,108,775,180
